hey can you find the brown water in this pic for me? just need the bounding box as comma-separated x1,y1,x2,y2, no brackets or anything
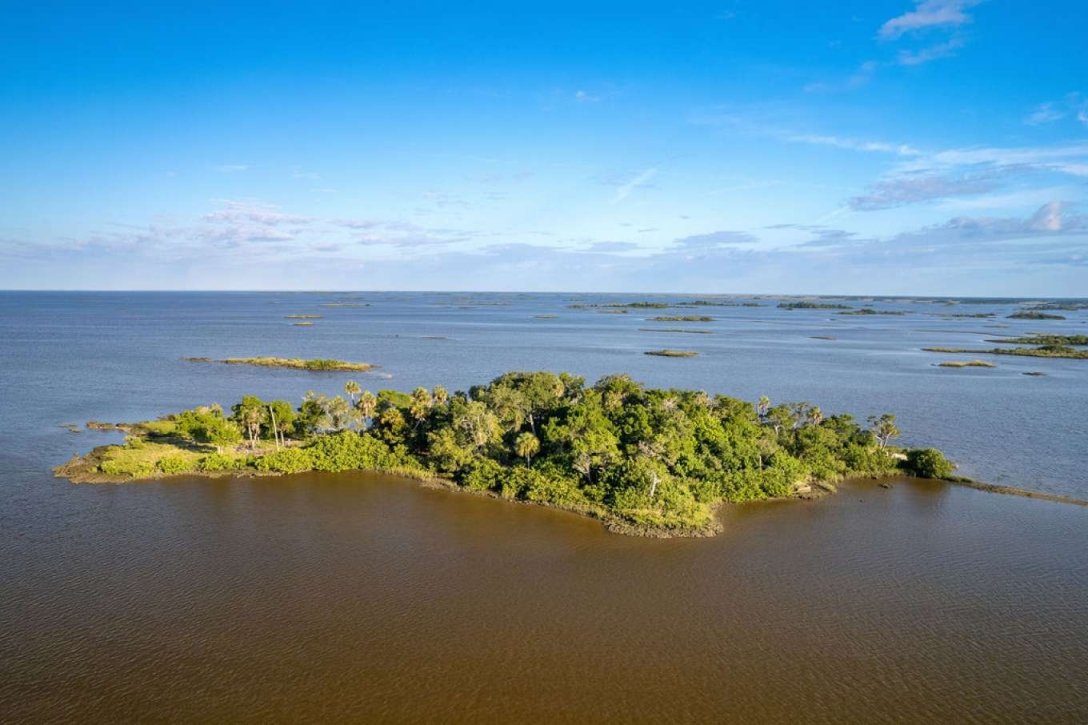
3,474,1086,723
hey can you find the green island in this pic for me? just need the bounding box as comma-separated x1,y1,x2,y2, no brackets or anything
937,359,995,368
923,345,1088,360
55,371,954,537
644,349,699,357
986,335,1088,346
778,302,853,310
649,315,714,322
837,308,907,316
1007,311,1065,320
185,356,376,371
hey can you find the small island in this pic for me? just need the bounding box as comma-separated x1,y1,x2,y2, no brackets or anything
937,360,995,368
778,302,853,310
184,357,376,372
923,345,1088,360
838,308,907,316
649,315,714,322
644,349,699,357
56,371,955,537
1007,311,1066,320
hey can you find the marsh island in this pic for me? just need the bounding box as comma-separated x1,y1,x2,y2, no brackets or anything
57,371,952,537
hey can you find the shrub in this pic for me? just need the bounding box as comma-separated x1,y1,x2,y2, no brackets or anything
305,431,420,472
198,453,247,472
100,459,155,478
461,458,504,491
904,448,954,479
255,448,314,474
157,456,193,475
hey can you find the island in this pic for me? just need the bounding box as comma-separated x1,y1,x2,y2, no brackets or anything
644,349,699,357
923,345,1088,360
184,357,376,371
56,371,954,537
778,302,853,310
648,315,714,322
1007,311,1066,320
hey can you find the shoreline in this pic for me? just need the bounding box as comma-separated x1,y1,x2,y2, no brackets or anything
57,446,1085,537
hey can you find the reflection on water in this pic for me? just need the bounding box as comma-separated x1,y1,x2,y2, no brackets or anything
2,473,1085,722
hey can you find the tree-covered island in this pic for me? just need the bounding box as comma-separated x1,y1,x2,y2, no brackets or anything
57,371,954,537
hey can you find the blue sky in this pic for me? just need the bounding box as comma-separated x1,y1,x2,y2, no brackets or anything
2,0,1087,294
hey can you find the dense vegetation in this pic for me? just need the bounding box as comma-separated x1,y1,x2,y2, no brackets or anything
58,372,954,536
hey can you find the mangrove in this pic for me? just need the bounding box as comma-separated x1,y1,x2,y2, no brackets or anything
55,371,953,537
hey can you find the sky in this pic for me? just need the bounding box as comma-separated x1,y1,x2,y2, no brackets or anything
2,0,1087,295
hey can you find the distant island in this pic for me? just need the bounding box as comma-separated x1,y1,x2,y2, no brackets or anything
184,357,375,372
778,302,853,310
56,371,954,537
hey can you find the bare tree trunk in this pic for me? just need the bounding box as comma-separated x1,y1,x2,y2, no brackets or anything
269,406,281,451
649,471,659,500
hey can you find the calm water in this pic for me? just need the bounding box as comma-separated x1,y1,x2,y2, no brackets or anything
1,292,1086,722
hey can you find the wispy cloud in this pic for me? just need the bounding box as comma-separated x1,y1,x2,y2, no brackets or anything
897,37,964,65
203,200,312,225
879,0,981,40
850,170,999,210
787,133,920,156
1023,93,1088,127
213,164,249,173
673,230,757,250
574,90,601,103
611,168,658,204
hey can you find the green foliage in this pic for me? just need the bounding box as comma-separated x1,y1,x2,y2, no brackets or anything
305,431,421,473
76,370,948,536
198,453,248,472
904,448,955,479
254,447,314,473
157,456,192,474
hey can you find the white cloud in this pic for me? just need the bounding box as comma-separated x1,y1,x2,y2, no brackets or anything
213,164,249,173
879,0,981,40
898,37,963,66
574,90,601,103
786,133,920,156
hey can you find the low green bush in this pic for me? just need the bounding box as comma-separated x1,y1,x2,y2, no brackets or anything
904,448,955,479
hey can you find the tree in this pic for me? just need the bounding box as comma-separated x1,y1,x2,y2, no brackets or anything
808,406,823,427
357,390,377,429
175,406,242,453
868,413,900,449
757,395,771,420
457,401,501,452
515,432,540,467
432,385,449,406
409,387,433,429
231,396,268,450
344,380,361,406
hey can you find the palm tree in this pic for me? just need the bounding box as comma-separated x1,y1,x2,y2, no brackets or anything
757,395,771,420
357,391,377,429
808,406,823,427
515,432,540,467
432,385,449,406
409,387,433,429
344,380,361,406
